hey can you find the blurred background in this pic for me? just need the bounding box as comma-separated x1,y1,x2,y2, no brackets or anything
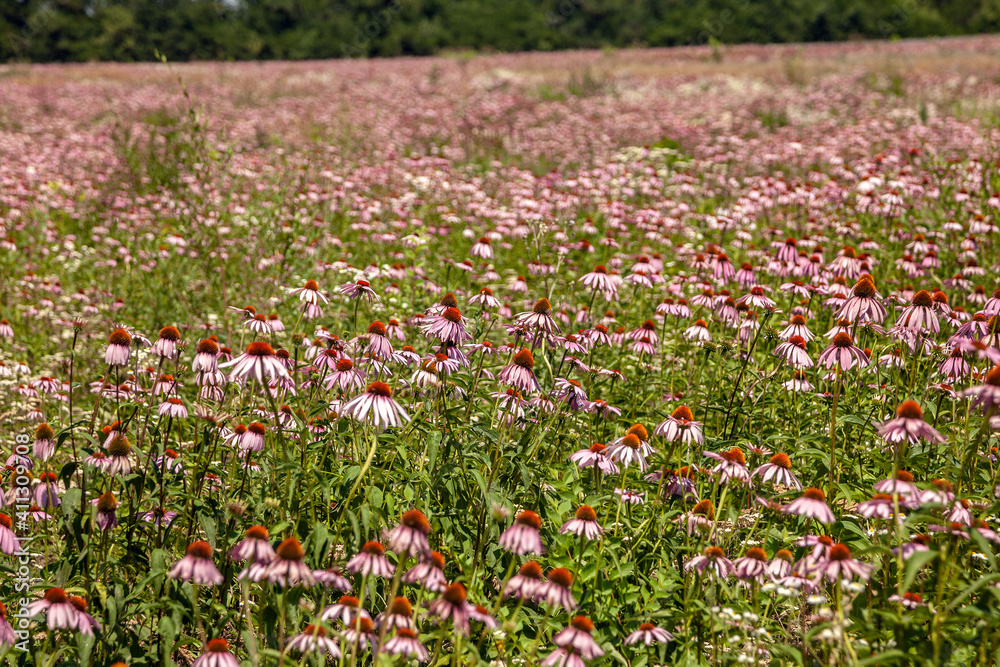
3,0,1000,62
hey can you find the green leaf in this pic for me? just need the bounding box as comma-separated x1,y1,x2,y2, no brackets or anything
900,549,937,594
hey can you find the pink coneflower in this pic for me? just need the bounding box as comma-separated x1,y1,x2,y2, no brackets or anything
159,397,188,419
817,543,874,582
286,624,341,658
25,588,80,631
625,622,675,646
94,492,119,531
767,549,794,579
427,583,473,634
386,509,431,558
229,525,276,563
773,335,813,368
341,382,410,428
752,452,801,489
516,298,561,335
685,546,734,579
0,514,20,554
192,338,220,373
569,443,618,474
287,279,329,306
33,423,55,461
878,400,945,446
938,346,971,379
499,510,545,555
615,488,645,504
168,541,224,585
536,568,578,610
0,319,12,340
264,537,316,587
733,547,769,581
654,405,703,445
403,551,447,591
221,341,291,385
192,639,240,667
553,616,604,660
422,307,471,344
151,326,182,360
896,289,940,333
579,265,617,298
105,328,132,367
0,602,15,646
683,319,711,342
961,365,1000,412
836,276,885,324
783,488,836,524
505,560,544,600
703,448,751,485
382,627,429,660
101,432,135,476
346,541,395,578
560,505,602,540
499,349,541,393
817,332,869,370
68,596,102,635
320,595,370,625
378,596,416,631
469,288,501,310
324,358,368,393
856,494,902,520
779,314,815,341
339,279,379,303
313,567,352,591
607,433,649,471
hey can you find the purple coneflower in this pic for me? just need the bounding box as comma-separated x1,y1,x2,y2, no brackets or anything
559,505,602,540
386,509,431,558
168,541,224,585
569,443,618,474
33,423,55,461
625,622,674,646
346,540,395,578
685,546,734,579
382,627,429,660
229,525,276,564
535,568,578,611
752,452,801,489
221,341,291,385
817,543,874,582
878,400,945,446
817,332,869,371
339,279,379,303
516,298,561,334
192,639,240,667
553,616,604,660
286,624,341,658
105,328,132,367
151,325,182,360
499,510,545,555
783,487,836,524
733,547,769,581
26,588,80,631
427,582,473,634
403,551,447,591
341,382,410,428
499,349,541,393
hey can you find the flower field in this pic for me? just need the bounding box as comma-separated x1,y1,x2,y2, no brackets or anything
4,37,1000,666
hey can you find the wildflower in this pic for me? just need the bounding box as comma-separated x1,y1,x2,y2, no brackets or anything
159,397,188,419
105,432,135,476
422,307,471,344
95,492,119,531
655,404,704,445
553,616,605,660
516,298,561,334
625,622,675,645
878,400,945,445
320,595,370,625
685,546,734,578
536,568,578,610
817,332,869,370
961,365,1000,412
192,639,240,667
25,588,80,631
341,382,410,428
313,567,352,591
607,433,648,471
229,525,276,564
151,326,182,359
427,583,473,634
382,627,429,661
403,551,447,591
169,541,224,585
33,423,55,461
560,505,602,540
105,328,132,367
343,616,377,651
346,541,395,578
0,602,15,646
499,510,545,555
733,547,769,581
752,452,801,489
220,341,291,385
896,289,940,333
569,443,619,474
286,625,341,658
505,560,543,600
703,448,751,485
0,514,21,554
817,543,874,582
773,335,813,368
386,509,431,558
68,597,102,635
784,488,836,524
499,349,541,393
836,276,886,324
339,279,379,303
378,596,415,631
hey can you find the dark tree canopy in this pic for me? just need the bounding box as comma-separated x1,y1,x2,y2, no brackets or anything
2,0,1000,62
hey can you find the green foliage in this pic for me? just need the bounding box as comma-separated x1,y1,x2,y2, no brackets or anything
3,0,1000,62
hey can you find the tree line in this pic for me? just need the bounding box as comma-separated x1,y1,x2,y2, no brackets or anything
2,0,1000,62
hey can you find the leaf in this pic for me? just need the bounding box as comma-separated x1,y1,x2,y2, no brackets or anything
900,549,937,594
856,649,907,665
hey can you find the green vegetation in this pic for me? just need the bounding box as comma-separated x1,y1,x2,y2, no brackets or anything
3,0,1000,62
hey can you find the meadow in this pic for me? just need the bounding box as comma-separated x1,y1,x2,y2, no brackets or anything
3,36,1000,666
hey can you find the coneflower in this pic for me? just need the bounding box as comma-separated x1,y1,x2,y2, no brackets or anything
773,335,813,368
25,588,80,631
320,595,370,625
192,638,240,667
559,505,602,540
286,279,328,305
168,541,223,585
264,537,316,587
402,550,447,591
553,616,604,660
515,298,561,334
625,622,675,646
346,540,395,578
341,382,410,428
286,624,341,658
783,488,836,524
499,510,545,555
229,525,276,564
94,492,119,531
505,560,543,600
569,442,618,474
386,509,431,558
836,276,886,324
752,452,801,489
817,543,873,582
878,400,945,446
427,582,473,634
362,321,395,359
378,596,415,631
817,332,869,371
105,328,132,367
33,423,55,461
339,279,379,304
535,568,578,610
0,514,21,554
150,325,182,360
685,546,734,579
422,306,471,344
733,547,769,581
961,365,1000,412
499,349,541,393
381,627,429,660
220,341,291,385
